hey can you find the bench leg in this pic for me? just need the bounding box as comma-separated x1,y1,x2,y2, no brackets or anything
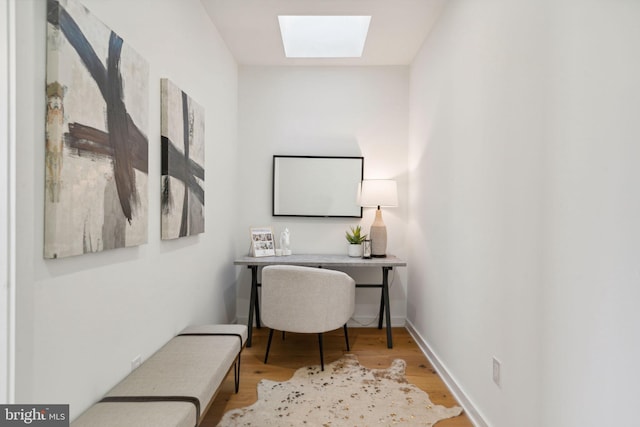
318,333,324,371
344,324,350,351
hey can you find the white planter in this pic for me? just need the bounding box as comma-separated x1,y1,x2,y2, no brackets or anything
348,243,363,258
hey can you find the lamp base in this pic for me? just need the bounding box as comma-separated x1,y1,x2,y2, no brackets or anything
369,209,387,257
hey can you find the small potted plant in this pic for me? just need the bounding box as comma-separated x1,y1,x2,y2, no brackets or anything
345,225,368,257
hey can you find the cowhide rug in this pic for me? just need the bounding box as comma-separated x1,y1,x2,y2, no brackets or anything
218,354,463,426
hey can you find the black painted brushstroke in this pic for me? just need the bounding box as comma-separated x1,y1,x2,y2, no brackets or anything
160,136,172,216
106,33,136,223
179,91,190,237
47,0,59,25
70,126,203,203
67,123,148,173
47,0,149,222
161,138,204,205
161,175,171,215
161,136,170,176
167,139,204,181
48,0,107,99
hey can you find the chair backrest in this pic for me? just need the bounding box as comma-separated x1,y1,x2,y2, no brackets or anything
261,265,355,334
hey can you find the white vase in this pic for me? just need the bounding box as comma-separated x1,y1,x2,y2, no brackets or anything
348,243,363,257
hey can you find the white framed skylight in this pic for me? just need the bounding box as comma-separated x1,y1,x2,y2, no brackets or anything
278,15,372,58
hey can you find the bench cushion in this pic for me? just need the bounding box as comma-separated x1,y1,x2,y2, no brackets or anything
72,402,196,427
71,324,247,427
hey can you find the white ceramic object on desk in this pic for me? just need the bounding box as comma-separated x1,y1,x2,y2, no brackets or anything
348,243,363,258
279,228,291,255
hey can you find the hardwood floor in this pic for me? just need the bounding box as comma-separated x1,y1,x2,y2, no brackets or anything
202,327,473,426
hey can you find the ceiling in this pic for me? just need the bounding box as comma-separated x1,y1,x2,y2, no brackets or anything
200,0,445,66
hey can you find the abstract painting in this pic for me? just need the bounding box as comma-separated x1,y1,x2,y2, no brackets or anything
160,79,205,239
44,0,149,258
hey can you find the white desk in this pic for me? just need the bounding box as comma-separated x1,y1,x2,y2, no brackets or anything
234,254,407,348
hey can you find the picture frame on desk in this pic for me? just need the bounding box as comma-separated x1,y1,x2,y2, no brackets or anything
249,226,276,257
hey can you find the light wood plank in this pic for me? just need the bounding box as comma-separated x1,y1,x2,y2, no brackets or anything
202,327,473,426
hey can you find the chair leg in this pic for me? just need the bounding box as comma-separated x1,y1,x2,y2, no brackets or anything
318,333,324,371
343,324,350,351
233,356,241,393
264,329,275,364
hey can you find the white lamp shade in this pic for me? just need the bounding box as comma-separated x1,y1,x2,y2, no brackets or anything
359,180,398,208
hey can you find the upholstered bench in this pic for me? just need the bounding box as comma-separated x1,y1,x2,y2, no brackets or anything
71,324,247,427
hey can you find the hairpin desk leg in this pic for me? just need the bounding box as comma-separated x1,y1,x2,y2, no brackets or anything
382,266,393,348
246,265,259,347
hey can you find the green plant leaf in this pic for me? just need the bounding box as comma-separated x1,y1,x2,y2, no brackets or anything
345,225,368,244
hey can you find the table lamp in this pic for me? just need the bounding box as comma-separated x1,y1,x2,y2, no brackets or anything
359,179,398,257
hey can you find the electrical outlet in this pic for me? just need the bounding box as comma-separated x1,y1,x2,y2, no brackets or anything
131,355,142,371
492,357,501,387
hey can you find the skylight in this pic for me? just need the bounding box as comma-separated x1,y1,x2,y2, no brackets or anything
278,15,372,58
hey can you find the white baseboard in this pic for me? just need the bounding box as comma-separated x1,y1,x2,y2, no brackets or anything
405,320,489,427
236,315,406,329
348,315,406,328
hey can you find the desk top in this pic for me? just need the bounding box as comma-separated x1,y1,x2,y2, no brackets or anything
234,254,406,268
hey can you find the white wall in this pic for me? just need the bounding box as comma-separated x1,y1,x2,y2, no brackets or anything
14,0,238,419
408,0,640,426
1,0,16,405
541,1,640,425
13,0,639,423
236,66,409,327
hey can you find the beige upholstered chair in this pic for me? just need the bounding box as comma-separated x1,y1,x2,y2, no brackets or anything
261,265,356,371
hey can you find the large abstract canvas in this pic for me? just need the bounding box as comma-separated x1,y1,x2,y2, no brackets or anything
44,0,149,258
160,79,205,240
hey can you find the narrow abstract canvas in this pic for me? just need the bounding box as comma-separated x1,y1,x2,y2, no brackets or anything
160,79,205,239
44,0,149,258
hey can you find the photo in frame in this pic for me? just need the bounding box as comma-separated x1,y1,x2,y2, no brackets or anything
249,227,276,257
